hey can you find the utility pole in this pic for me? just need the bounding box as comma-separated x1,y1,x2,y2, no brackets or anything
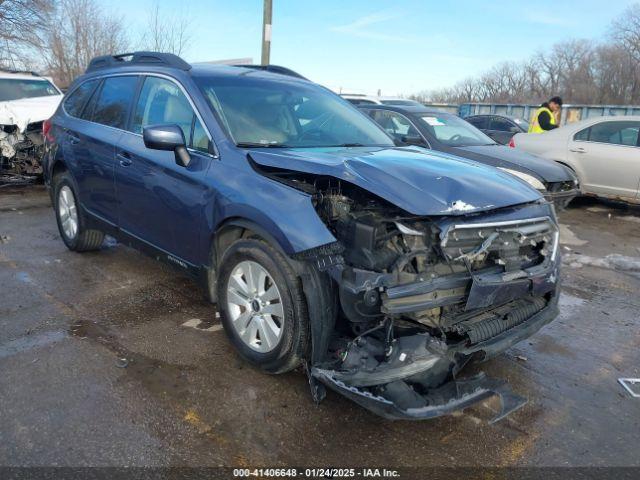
261,0,273,65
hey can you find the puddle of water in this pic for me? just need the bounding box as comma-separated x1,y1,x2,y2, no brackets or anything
0,330,66,359
15,271,35,284
69,319,193,397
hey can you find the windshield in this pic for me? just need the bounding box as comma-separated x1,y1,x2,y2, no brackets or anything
0,78,60,102
418,113,495,147
194,75,394,148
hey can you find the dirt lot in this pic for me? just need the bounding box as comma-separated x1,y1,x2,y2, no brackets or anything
1,186,639,468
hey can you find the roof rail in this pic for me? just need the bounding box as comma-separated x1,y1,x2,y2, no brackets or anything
86,51,191,73
233,64,307,80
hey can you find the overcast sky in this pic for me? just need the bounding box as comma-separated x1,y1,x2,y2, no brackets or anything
111,0,639,96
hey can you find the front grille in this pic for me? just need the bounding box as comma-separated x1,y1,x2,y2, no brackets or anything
440,217,558,272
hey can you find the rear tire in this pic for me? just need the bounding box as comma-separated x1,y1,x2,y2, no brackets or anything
53,172,104,252
216,238,309,374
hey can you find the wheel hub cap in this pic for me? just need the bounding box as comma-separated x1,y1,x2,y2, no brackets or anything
226,260,284,353
58,186,78,240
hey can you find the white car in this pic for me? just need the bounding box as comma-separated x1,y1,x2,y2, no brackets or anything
340,94,424,107
1,70,63,176
510,116,640,204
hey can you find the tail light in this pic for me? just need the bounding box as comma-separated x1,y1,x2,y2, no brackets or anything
508,137,515,148
43,118,53,142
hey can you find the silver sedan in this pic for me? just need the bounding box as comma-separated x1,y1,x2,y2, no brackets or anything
510,116,640,204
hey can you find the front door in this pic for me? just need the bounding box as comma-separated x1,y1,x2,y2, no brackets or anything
568,120,640,200
115,75,214,265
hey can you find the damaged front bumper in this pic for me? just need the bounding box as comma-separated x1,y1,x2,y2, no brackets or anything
313,371,527,423
303,211,561,423
311,295,558,422
544,188,578,210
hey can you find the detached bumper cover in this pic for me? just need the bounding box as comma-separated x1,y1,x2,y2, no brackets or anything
311,297,558,422
312,369,527,423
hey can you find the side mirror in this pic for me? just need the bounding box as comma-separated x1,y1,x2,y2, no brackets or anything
401,134,426,146
143,124,191,167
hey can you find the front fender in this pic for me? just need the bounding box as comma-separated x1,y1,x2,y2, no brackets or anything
213,188,337,255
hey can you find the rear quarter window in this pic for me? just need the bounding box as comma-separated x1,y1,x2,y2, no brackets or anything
63,80,99,118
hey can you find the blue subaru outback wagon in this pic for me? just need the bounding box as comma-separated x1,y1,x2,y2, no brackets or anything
43,52,561,422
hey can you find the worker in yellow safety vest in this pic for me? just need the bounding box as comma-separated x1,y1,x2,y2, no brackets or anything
528,96,562,133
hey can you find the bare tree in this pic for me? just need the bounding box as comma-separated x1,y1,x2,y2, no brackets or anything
612,3,640,62
0,0,53,69
44,0,129,87
139,0,192,56
411,7,640,106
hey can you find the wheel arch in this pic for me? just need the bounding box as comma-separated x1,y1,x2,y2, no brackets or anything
212,217,293,267
209,216,337,366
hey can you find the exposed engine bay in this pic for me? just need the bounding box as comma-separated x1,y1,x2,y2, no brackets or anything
263,166,561,422
1,121,45,178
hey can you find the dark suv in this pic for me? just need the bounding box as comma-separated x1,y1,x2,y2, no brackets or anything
43,52,561,422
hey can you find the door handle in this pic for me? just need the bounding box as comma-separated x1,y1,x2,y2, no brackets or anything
570,147,586,154
117,151,132,167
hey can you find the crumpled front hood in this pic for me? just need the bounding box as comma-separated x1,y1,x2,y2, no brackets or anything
453,145,572,183
0,95,63,131
249,146,542,216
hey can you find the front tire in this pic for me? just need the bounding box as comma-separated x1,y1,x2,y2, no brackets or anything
217,238,309,374
53,172,104,252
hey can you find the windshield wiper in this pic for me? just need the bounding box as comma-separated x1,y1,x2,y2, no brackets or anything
236,142,291,148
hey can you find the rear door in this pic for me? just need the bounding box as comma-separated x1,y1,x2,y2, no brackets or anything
568,120,640,200
63,75,139,225
115,75,214,265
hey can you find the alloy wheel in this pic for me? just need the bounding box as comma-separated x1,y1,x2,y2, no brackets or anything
58,186,78,240
226,260,284,353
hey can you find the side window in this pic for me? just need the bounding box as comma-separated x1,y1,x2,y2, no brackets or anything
589,121,640,146
91,76,139,129
132,76,210,152
574,127,590,141
191,119,210,152
467,116,488,129
371,110,419,139
63,80,98,117
490,116,515,132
